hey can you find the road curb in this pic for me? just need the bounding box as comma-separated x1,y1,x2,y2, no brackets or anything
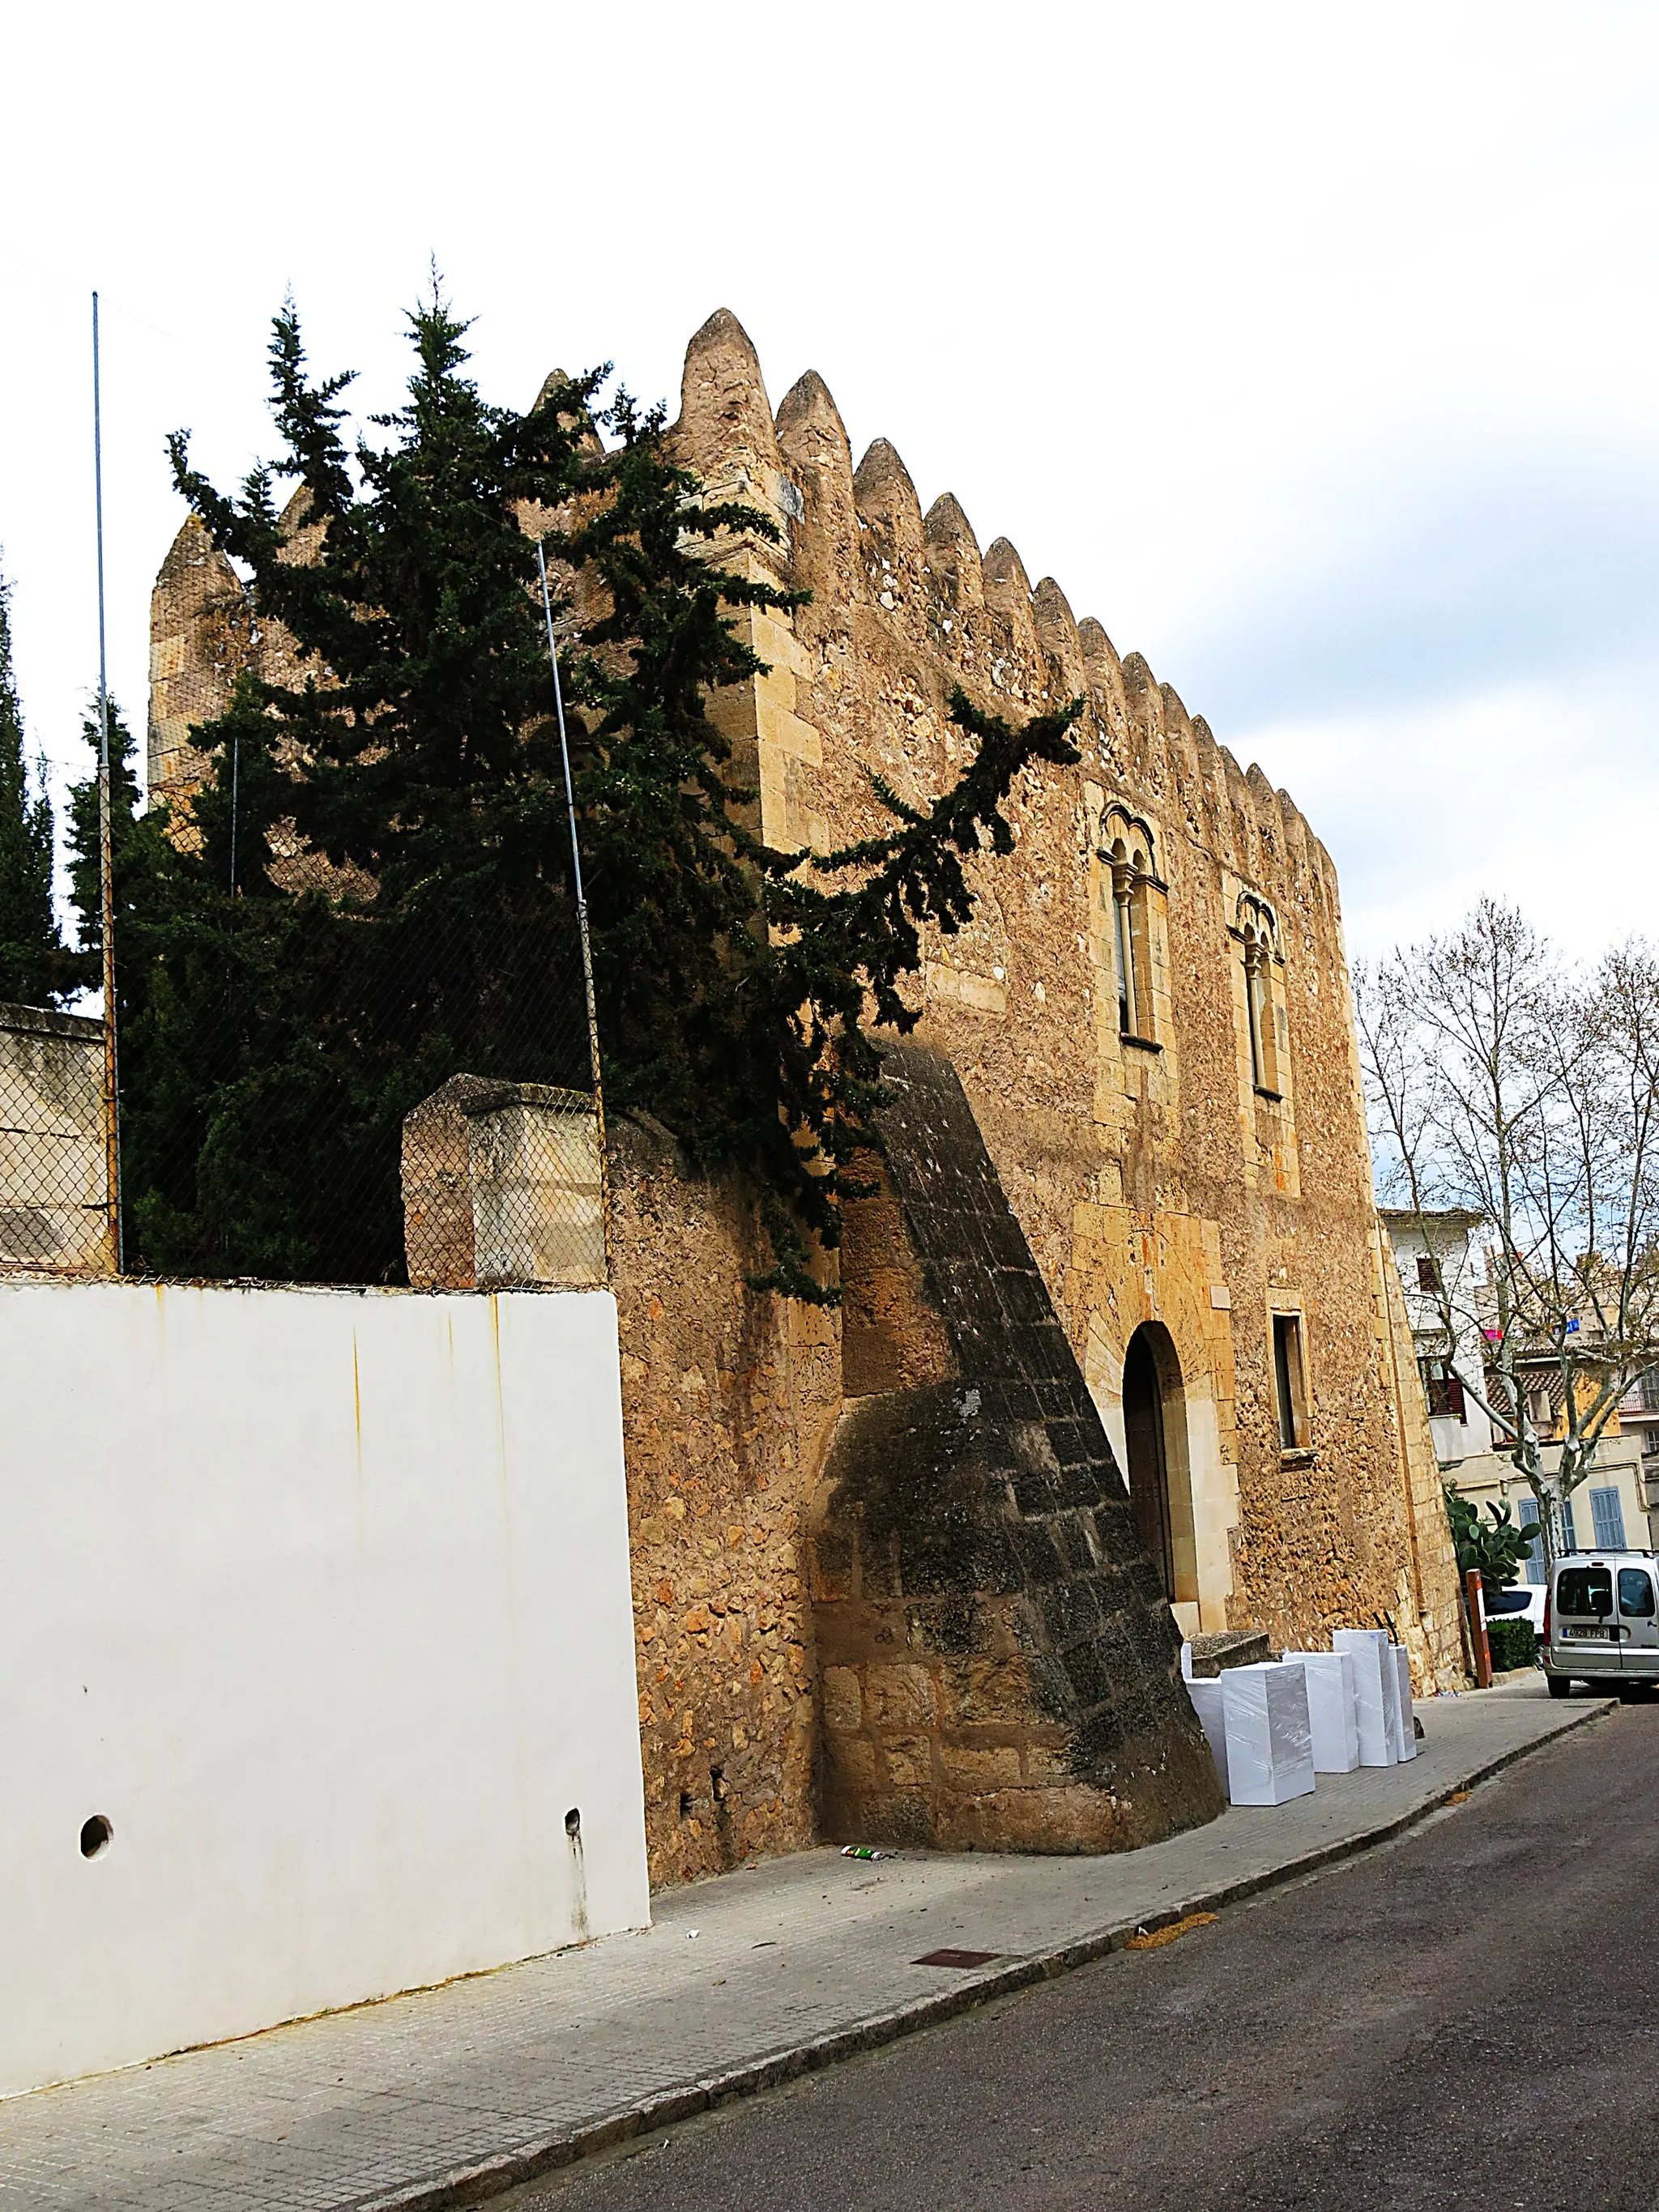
359,1695,1614,2212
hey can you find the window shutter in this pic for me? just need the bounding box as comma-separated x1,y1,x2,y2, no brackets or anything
1563,1495,1579,1552
1447,1371,1466,1421
1590,1487,1627,1550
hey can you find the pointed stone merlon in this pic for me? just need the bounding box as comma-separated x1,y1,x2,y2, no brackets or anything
923,492,983,611
1246,761,1286,874
673,309,799,553
1077,618,1128,741
1276,782,1313,886
1032,577,1085,699
981,538,1038,662
774,371,859,587
853,439,927,593
147,514,252,805
670,313,825,849
1118,650,1166,786
529,368,605,459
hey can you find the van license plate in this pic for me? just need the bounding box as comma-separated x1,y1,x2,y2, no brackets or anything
1561,1626,1610,1640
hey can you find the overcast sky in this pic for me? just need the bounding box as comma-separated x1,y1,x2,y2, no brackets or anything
4,0,1654,961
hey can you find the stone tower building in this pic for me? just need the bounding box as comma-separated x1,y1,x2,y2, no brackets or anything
149,308,1462,1886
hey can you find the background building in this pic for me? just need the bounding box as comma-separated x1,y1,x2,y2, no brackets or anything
1383,1208,1653,1574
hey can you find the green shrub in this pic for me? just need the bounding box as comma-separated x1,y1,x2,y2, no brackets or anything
1487,1617,1537,1672
1444,1485,1539,1591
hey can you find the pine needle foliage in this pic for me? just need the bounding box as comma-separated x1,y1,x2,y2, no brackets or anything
143,290,1081,1292
554,390,1082,1295
0,565,67,1007
66,695,156,993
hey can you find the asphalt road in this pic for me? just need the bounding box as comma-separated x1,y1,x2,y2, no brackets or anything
509,1695,1659,2212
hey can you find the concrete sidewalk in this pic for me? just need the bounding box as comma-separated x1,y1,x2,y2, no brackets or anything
0,1680,1611,2212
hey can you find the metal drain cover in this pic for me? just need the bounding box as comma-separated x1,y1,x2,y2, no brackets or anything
912,1947,1001,1968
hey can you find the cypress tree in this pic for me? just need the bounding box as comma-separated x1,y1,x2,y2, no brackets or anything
66,693,159,992
146,291,1080,1289
0,564,66,1007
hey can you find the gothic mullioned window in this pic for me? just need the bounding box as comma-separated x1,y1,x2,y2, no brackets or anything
1236,892,1285,1097
1098,804,1161,1046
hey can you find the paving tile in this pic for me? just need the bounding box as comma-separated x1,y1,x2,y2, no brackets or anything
0,1683,1600,2212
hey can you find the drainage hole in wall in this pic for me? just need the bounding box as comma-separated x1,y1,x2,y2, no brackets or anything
80,1815,113,1859
565,1806,581,1839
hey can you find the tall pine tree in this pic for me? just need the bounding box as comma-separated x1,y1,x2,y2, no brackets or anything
0,563,66,1007
147,290,1079,1289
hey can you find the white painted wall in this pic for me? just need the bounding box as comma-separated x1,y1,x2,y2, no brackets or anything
0,1278,648,2097
1185,1396,1241,1634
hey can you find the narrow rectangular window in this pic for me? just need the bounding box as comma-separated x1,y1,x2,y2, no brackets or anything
1416,1255,1440,1293
1127,884,1154,1039
1419,1357,1451,1418
1244,945,1280,1093
1273,1314,1307,1451
1247,960,1265,1088
1114,893,1133,1035
1419,1356,1465,1421
1256,967,1278,1090
1590,1486,1627,1550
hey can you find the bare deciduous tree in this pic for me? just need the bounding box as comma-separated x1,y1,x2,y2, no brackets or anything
1356,898,1659,1561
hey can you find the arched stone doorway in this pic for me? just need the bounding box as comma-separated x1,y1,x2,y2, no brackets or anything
1121,1322,1198,1608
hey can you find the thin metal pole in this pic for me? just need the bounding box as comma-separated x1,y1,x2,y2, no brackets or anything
92,292,123,1273
537,537,609,1267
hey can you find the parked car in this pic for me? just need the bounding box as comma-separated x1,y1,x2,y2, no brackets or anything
1485,1583,1546,1637
1543,1551,1659,1698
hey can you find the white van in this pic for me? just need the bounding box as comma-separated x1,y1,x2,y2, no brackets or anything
1543,1552,1659,1697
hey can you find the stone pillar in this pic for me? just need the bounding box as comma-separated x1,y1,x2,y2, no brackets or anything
402,1074,605,1290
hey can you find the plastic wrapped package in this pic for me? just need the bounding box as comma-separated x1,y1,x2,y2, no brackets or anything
1393,1644,1417,1760
1281,1649,1359,1773
1185,1673,1229,1796
1333,1629,1399,1765
1219,1661,1316,1805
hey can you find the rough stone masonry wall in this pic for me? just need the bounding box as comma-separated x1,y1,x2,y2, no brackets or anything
148,308,1465,1882
607,1119,839,1884
665,309,1464,1698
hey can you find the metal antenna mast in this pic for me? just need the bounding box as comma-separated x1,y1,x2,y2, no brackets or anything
92,292,123,1272
537,536,609,1264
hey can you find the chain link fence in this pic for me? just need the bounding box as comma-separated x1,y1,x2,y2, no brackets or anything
0,1002,117,1276
1,876,605,1294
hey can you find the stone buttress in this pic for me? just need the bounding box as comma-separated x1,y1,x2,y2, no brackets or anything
813,1043,1223,1851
